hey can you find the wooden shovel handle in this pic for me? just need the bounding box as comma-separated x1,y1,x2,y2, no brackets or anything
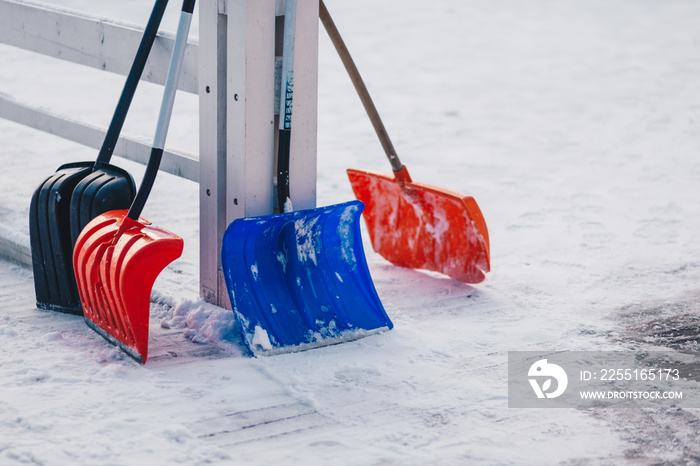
319,0,408,179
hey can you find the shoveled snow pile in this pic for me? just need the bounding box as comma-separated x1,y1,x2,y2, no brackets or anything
151,290,241,350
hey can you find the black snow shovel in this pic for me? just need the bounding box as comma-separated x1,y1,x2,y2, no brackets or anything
221,0,393,356
29,0,169,314
73,0,194,364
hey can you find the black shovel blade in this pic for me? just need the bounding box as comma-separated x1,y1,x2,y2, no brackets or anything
28,162,136,315
30,162,93,314
69,164,136,246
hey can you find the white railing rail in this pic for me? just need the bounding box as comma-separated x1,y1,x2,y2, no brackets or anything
0,0,320,309
0,0,199,92
0,0,200,180
0,93,200,181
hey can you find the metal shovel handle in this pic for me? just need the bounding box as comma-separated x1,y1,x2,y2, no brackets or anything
127,0,195,221
319,0,404,174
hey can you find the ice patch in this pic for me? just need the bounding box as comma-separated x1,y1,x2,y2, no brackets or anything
328,320,337,332
423,202,450,241
251,264,259,281
337,204,358,267
295,217,320,265
184,305,238,345
251,325,273,351
183,328,210,344
276,251,287,273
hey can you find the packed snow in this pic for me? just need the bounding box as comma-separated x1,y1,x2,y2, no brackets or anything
1,0,700,464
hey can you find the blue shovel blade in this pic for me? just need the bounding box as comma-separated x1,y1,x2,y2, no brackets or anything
221,200,393,355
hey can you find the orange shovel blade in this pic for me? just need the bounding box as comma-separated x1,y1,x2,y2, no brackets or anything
347,168,490,283
73,210,183,364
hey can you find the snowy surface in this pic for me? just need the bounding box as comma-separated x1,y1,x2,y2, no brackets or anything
1,0,700,464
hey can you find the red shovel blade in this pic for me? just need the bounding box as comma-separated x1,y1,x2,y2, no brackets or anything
347,168,490,283
73,210,183,364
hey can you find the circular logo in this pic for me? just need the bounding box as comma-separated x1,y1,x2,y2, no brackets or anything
528,359,568,399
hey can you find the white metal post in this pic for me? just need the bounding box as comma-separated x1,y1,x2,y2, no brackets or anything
199,0,229,308
227,0,277,222
288,0,319,211
198,0,318,309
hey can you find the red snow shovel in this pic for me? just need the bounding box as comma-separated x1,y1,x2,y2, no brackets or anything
320,1,490,283
73,0,194,364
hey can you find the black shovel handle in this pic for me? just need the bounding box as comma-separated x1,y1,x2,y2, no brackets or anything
277,129,291,211
94,0,169,171
319,0,403,174
276,0,297,212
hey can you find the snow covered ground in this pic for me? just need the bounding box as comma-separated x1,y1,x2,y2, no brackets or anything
1,0,700,464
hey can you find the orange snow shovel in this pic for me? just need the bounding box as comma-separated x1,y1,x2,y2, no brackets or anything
73,0,194,363
320,1,490,283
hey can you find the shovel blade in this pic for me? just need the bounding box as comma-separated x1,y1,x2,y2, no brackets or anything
73,211,183,364
69,164,136,246
29,162,136,314
347,168,490,283
30,162,93,314
221,200,392,356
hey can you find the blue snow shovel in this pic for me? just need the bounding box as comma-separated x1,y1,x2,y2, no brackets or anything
221,0,392,356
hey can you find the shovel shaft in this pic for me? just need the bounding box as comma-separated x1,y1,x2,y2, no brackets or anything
277,129,291,211
127,147,163,221
319,0,404,175
182,0,195,12
276,0,297,212
94,0,169,170
127,1,194,221
152,8,192,151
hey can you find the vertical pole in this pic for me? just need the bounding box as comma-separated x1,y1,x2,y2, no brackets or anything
198,0,317,309
199,0,229,308
288,0,318,211
227,0,276,222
